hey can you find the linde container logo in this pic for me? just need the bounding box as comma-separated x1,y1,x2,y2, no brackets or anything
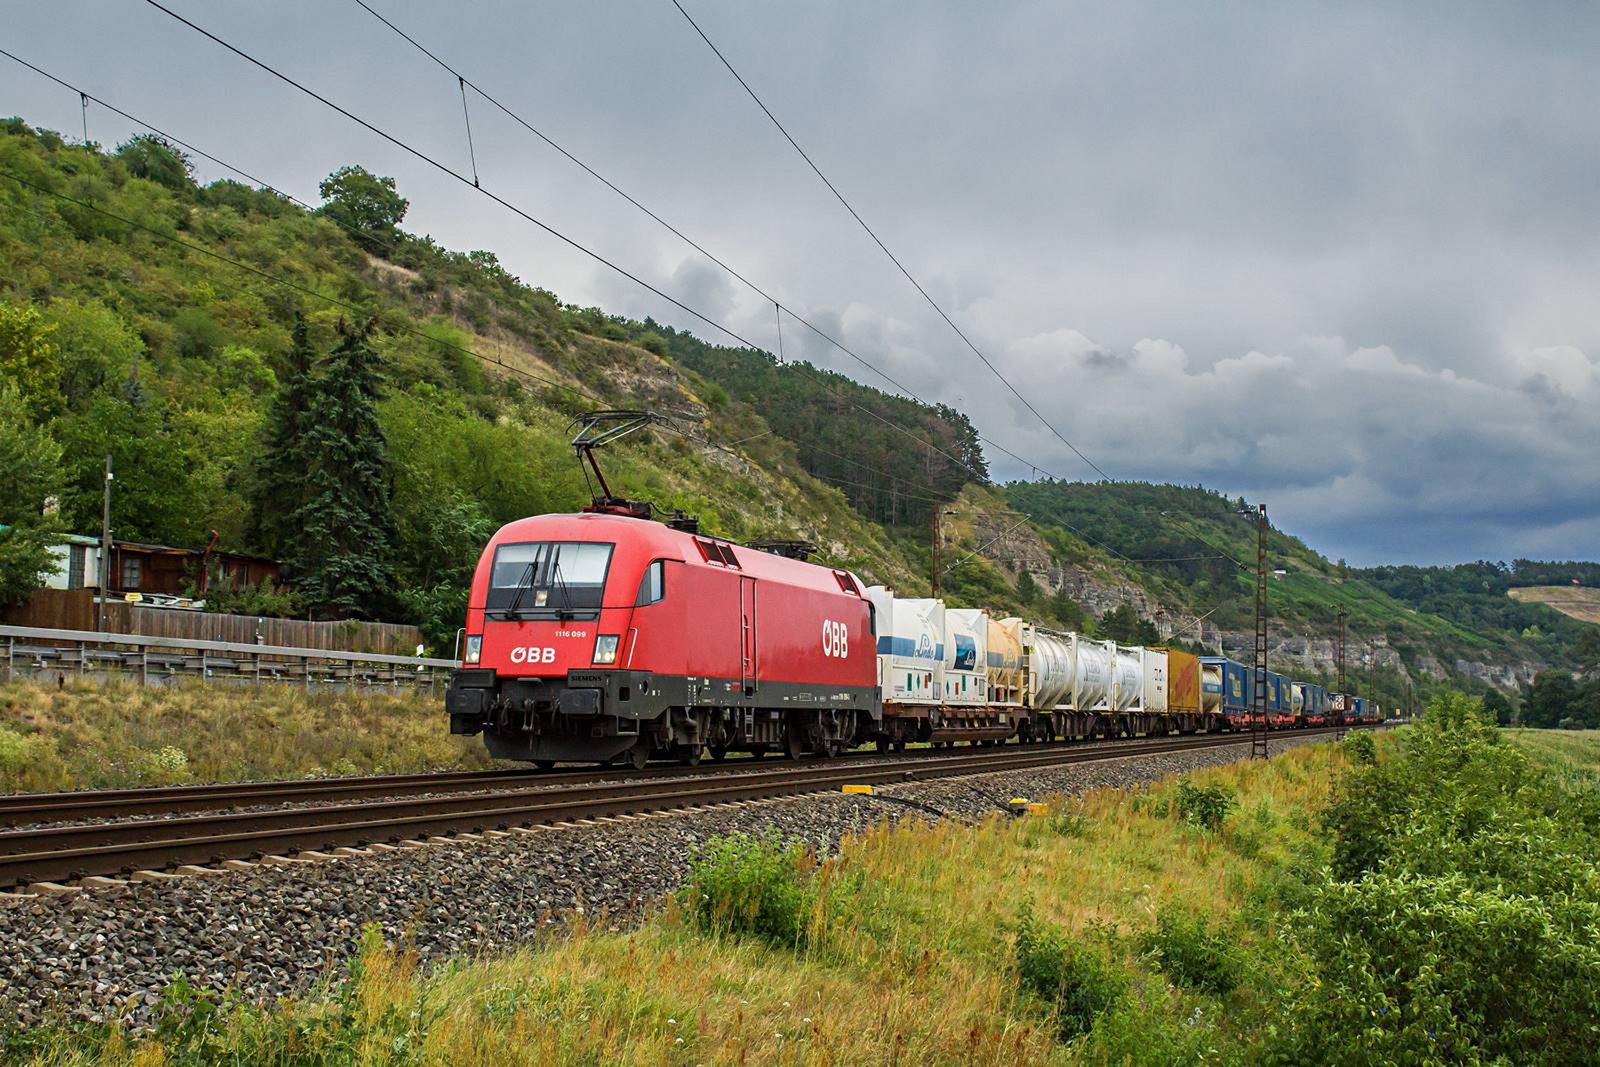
916,632,934,659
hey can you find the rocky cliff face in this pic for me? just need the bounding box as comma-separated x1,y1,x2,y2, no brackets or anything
966,509,1543,691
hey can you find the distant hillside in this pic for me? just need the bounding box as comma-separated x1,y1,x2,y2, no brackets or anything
1002,480,1586,690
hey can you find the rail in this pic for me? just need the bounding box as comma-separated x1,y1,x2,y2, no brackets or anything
0,728,1362,887
0,624,456,694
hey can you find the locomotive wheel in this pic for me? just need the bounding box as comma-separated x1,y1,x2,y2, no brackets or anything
709,745,728,762
679,744,704,767
533,759,555,771
784,727,805,761
626,741,650,771
876,738,891,754
824,739,842,759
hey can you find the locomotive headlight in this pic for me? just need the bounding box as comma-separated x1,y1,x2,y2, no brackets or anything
463,634,482,665
593,634,621,665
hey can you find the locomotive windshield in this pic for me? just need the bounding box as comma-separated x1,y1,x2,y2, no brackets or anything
486,541,614,619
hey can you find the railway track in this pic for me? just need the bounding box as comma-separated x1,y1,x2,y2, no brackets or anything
0,727,1359,888
0,730,1261,826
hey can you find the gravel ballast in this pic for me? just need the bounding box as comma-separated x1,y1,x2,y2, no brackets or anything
0,736,1323,1029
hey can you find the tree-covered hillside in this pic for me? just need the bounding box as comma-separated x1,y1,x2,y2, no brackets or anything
0,119,985,643
1004,480,1589,670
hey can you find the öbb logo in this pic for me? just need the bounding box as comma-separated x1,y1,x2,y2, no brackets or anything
508,646,557,665
821,619,849,658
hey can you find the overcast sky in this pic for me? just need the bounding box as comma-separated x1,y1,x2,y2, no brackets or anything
6,2,1598,566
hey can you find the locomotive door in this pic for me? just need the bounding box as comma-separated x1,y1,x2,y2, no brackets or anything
739,576,757,694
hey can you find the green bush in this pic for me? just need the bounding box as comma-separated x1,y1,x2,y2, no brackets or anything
1014,907,1126,1039
1341,729,1377,765
1138,907,1243,996
1273,691,1600,1063
1174,778,1237,831
680,832,811,946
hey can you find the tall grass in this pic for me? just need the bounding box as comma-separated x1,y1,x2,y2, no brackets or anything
0,678,494,792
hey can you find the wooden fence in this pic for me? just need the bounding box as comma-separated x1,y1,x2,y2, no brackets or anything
3,589,426,656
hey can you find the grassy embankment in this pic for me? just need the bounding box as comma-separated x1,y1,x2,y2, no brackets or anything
0,678,490,792
9,738,1355,1064
11,705,1598,1063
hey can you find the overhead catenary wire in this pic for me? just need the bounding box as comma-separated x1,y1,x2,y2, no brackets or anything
19,24,1208,577
348,0,1090,490
137,0,1004,488
0,166,598,404
667,0,1113,483
1,45,995,524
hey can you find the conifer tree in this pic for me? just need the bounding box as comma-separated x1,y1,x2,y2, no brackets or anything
288,317,394,619
250,315,317,557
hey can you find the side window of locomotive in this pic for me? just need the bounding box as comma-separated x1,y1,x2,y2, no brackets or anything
866,600,877,638
635,560,665,606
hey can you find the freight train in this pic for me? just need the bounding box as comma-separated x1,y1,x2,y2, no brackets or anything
444,510,1384,767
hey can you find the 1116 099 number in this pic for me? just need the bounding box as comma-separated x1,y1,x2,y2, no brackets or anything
821,619,849,658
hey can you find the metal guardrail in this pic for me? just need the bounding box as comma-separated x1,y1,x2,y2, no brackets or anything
0,624,456,694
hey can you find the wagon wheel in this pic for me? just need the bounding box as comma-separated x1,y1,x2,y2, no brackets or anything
709,745,728,762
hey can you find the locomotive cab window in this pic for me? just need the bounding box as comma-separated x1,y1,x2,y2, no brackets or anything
486,541,613,619
635,560,665,606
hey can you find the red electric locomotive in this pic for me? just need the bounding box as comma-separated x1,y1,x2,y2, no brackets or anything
445,510,879,767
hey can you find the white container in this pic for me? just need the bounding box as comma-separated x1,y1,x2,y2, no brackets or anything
1112,645,1143,713
866,587,944,705
1073,637,1116,711
1027,626,1075,710
1290,682,1307,714
942,607,989,705
1141,648,1169,715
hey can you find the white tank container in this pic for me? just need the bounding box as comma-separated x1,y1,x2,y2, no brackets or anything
1201,660,1223,715
1291,682,1306,714
1112,646,1144,713
942,607,989,705
866,587,944,705
1141,648,1169,714
1073,637,1116,711
1027,627,1075,710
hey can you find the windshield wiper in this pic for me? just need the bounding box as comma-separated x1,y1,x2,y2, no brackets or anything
549,557,576,620
500,560,537,619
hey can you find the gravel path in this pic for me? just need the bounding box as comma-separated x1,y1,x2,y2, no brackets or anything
0,736,1320,1029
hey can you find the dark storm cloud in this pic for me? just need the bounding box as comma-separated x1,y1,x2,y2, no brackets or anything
4,1,1597,564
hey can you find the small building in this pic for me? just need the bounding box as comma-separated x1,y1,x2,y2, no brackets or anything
43,533,281,605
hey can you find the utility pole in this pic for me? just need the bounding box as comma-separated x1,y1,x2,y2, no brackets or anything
930,508,955,599
1368,643,1377,711
1335,607,1347,739
97,455,113,633
1241,501,1268,760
